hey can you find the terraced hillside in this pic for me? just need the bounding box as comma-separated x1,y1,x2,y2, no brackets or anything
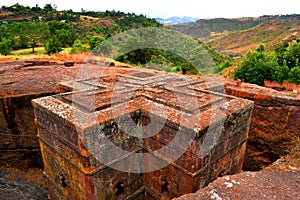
171,15,300,39
171,17,263,40
207,20,300,57
0,3,229,75
171,15,300,57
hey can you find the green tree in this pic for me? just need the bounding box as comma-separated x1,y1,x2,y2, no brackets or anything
15,35,29,49
8,3,30,14
275,41,289,66
0,39,13,56
276,40,300,69
288,67,300,84
56,29,77,47
179,61,198,75
45,36,61,55
31,5,42,13
94,27,109,38
0,24,13,41
115,37,155,65
47,21,77,47
89,36,105,50
45,12,54,21
71,40,88,53
285,40,300,69
31,15,39,22
48,21,73,35
234,44,284,86
0,23,16,51
12,22,49,52
43,4,54,12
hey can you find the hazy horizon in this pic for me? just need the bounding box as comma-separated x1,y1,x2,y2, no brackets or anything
3,0,300,19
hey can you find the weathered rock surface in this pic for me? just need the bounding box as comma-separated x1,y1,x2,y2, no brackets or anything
0,61,299,199
0,178,48,200
175,170,300,200
174,145,300,200
0,146,299,200
225,80,300,170
0,61,131,169
0,168,48,200
32,71,253,199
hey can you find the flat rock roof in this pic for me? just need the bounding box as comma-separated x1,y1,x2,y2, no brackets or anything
0,61,132,97
33,68,253,130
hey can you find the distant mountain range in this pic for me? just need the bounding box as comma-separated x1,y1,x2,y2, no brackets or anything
171,14,300,40
155,16,198,25
207,19,300,57
169,14,300,57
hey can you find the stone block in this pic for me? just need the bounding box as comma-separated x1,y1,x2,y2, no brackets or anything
0,94,55,169
32,71,253,199
226,80,300,170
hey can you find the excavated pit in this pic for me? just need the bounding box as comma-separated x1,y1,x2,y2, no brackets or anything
32,70,253,199
1,61,299,199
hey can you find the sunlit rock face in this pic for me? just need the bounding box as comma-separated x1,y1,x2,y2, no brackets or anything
225,80,300,171
32,69,253,199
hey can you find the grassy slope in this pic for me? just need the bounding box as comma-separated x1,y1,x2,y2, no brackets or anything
207,20,300,57
171,17,262,41
0,47,72,59
0,47,132,68
1,8,228,73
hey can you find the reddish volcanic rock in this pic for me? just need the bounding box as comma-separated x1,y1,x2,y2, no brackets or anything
0,61,134,169
174,170,300,200
32,71,253,199
174,145,300,200
0,60,299,199
225,80,300,171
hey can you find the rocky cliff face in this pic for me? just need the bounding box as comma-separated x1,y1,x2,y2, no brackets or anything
174,169,300,200
32,70,253,199
225,80,300,171
0,61,102,169
0,61,299,199
174,145,300,200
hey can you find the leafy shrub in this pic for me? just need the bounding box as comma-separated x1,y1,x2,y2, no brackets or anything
234,45,281,85
217,60,233,73
235,41,300,85
45,36,61,55
88,36,104,50
0,39,13,56
71,40,88,54
288,67,300,84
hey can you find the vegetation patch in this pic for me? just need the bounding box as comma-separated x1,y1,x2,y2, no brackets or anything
234,40,300,85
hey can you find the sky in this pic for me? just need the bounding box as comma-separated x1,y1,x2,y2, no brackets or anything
3,0,300,19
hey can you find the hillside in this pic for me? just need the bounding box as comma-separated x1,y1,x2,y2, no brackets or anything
207,20,300,57
171,17,263,41
0,3,229,75
171,15,300,42
0,3,162,40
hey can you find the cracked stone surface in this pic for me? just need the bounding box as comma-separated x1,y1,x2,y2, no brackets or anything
1,61,299,199
0,168,48,200
175,170,300,200
174,145,300,200
0,178,48,200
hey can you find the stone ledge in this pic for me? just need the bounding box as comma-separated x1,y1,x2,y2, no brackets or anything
174,145,300,200
174,170,300,200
